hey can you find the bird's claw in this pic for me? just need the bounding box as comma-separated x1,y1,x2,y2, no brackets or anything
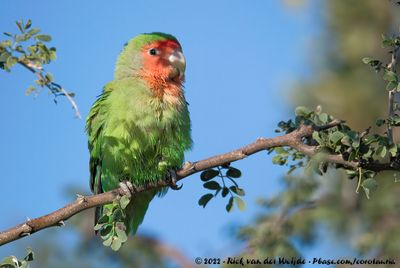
166,169,183,190
119,180,136,198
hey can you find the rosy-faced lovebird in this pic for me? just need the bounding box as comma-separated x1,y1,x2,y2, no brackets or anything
86,33,192,235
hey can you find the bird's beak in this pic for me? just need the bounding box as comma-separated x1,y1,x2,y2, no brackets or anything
168,50,186,79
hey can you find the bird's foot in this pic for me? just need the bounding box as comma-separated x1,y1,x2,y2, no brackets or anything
166,169,182,190
118,180,136,198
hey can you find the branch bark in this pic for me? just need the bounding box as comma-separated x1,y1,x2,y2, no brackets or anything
0,121,396,246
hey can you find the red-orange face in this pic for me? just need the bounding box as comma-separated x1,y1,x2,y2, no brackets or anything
140,39,186,84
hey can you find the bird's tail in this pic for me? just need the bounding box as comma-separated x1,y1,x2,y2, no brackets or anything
125,189,157,234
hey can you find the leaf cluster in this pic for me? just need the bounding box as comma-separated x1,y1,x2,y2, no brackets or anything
93,196,130,251
0,249,34,268
198,165,246,212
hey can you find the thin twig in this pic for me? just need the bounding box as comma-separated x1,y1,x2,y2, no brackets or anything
18,61,81,119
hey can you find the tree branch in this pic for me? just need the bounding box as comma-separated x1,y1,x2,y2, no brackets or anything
0,120,396,246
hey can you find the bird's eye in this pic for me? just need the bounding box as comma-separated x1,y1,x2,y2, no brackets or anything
149,48,158,56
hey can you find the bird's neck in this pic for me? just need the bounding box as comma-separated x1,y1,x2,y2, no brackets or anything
138,71,185,106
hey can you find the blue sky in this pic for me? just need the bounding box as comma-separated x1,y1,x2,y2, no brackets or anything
0,0,334,266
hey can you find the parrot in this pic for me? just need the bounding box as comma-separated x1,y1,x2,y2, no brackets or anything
85,32,192,235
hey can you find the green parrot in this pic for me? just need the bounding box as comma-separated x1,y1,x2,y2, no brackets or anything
86,32,192,235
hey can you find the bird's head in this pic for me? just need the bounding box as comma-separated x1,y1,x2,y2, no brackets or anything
115,32,186,86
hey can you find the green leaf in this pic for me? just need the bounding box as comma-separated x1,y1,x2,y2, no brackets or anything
24,248,34,262
376,145,387,158
222,187,229,197
389,144,398,157
28,28,40,36
94,223,104,231
198,193,214,208
1,256,18,267
0,40,12,48
25,19,32,30
119,195,130,209
226,196,234,213
6,56,18,69
234,197,246,211
362,57,373,64
226,167,241,178
230,186,245,196
312,131,323,144
200,169,219,181
0,51,11,63
361,178,378,199
295,106,312,117
272,155,286,165
97,214,109,224
111,238,122,251
329,131,345,144
203,181,221,190
383,70,398,83
103,236,113,247
115,224,128,243
15,34,29,42
340,136,351,146
35,34,52,42
375,119,386,127
318,113,328,124
16,21,24,33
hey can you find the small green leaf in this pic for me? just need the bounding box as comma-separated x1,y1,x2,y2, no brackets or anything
377,145,387,158
6,56,18,68
0,51,11,62
0,40,12,49
376,119,386,127
361,178,378,199
340,136,351,146
203,181,221,190
115,224,128,243
234,196,246,211
35,34,52,42
200,169,219,181
1,256,18,267
103,236,113,247
226,196,234,213
25,19,32,30
198,193,214,208
222,187,229,197
230,186,245,196
389,144,398,157
28,28,40,36
24,248,34,262
362,57,373,64
16,21,24,33
312,131,323,144
94,223,104,231
318,113,328,124
119,195,130,209
329,131,345,144
295,106,312,117
97,214,109,224
383,70,398,83
226,167,241,178
111,238,122,251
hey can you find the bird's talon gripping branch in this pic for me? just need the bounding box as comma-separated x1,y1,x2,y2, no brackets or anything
57,220,65,227
167,169,183,190
118,180,136,198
